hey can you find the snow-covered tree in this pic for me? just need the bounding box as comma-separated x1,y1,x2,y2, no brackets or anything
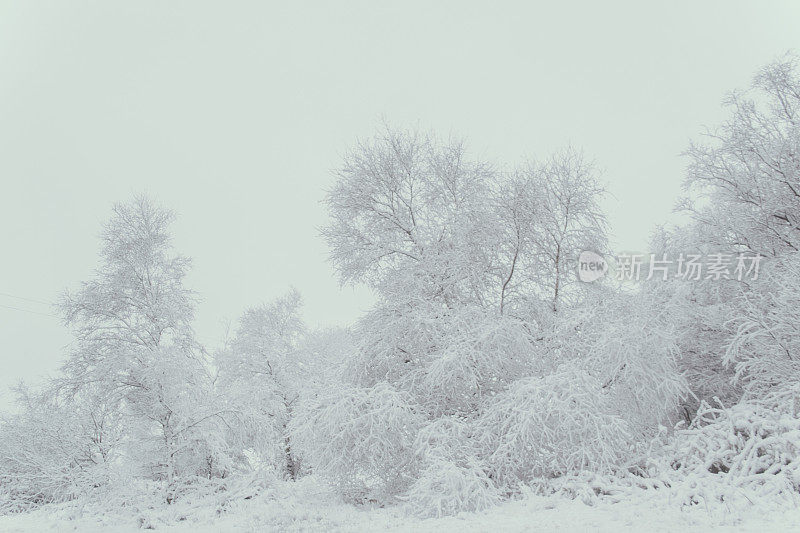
657,56,800,417
726,251,800,409
300,126,683,514
57,196,231,500
322,126,498,308
497,148,608,313
644,224,744,419
322,126,607,315
681,54,800,258
215,289,306,479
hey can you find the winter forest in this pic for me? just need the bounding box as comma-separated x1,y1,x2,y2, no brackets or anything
3,25,800,533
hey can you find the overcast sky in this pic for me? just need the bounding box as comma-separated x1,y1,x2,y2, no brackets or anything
1,1,799,410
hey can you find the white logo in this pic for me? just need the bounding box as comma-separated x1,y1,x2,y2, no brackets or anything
578,251,608,282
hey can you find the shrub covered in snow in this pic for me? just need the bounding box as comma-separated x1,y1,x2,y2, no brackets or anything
662,401,800,501
477,365,634,488
347,300,542,417
402,455,500,518
726,253,800,408
0,389,117,513
290,382,422,502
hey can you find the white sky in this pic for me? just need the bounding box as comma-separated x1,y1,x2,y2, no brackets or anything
2,1,799,410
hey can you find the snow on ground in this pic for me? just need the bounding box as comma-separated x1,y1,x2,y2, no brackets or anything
1,477,799,532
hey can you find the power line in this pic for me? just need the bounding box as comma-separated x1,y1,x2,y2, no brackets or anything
0,292,52,306
0,303,59,319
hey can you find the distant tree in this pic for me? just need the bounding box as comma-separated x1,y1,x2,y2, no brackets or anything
215,289,306,479
496,148,607,313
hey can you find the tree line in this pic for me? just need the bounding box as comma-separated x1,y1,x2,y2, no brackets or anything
1,55,799,517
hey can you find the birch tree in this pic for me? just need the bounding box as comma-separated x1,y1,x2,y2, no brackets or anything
57,196,230,500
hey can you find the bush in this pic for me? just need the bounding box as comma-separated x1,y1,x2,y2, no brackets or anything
477,364,634,488
727,253,800,408
0,399,110,513
402,456,500,517
663,400,800,499
290,382,422,503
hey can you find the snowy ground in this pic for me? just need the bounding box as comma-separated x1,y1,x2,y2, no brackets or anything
2,477,799,532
